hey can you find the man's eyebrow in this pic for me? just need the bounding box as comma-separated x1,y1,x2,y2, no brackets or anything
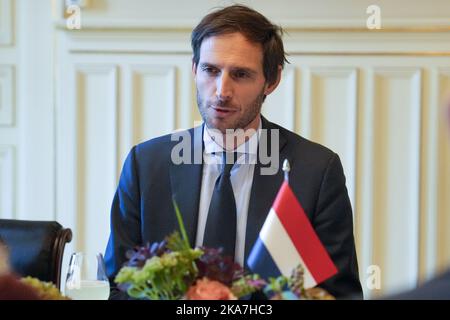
199,62,258,75
199,62,216,69
230,66,258,75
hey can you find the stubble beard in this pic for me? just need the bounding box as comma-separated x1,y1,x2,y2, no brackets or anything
196,88,266,134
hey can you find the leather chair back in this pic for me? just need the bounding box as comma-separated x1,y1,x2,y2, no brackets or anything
0,219,72,289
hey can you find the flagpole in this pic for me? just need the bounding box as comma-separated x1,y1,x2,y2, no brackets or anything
282,159,290,183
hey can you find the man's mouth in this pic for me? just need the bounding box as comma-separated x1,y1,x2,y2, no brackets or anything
210,105,237,116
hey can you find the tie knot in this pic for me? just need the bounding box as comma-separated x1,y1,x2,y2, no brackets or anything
221,152,236,176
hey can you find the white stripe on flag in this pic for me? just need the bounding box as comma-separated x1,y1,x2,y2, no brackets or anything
260,208,317,289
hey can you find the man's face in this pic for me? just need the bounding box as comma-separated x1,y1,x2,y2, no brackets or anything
193,33,278,133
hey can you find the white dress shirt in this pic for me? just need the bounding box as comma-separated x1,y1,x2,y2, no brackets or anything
195,118,261,265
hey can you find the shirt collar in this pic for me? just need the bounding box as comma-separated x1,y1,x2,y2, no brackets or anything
203,116,261,155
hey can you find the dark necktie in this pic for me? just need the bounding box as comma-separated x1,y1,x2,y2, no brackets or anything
203,152,237,259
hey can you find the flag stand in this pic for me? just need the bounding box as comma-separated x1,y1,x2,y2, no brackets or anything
282,159,290,183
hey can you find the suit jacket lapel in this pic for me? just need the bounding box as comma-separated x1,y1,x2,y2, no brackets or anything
169,125,204,247
244,117,288,266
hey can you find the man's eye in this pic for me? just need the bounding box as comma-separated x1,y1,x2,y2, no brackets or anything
234,71,249,79
203,67,218,75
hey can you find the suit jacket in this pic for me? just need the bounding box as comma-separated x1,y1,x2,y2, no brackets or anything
105,117,363,299
386,269,450,300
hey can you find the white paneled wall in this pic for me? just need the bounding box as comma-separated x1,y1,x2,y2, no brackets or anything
0,0,12,45
0,0,16,221
2,0,450,297
0,146,13,218
436,70,450,272
131,65,176,140
0,66,13,125
56,48,197,268
261,56,450,296
0,0,56,223
370,68,421,293
307,67,358,206
75,65,118,251
262,66,296,131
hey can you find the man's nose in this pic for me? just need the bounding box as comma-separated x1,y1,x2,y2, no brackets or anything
216,73,233,101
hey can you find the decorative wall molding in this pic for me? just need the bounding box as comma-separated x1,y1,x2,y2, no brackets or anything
60,30,450,55
54,21,450,33
418,67,450,281
53,0,450,31
0,65,13,125
262,66,296,131
369,67,422,294
307,67,357,206
73,64,118,256
0,145,14,219
436,69,450,274
130,65,176,143
0,0,12,45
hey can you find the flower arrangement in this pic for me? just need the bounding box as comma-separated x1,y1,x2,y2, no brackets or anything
114,201,334,300
21,277,71,300
0,274,70,300
0,241,70,300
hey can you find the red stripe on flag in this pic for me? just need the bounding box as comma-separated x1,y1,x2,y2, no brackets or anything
273,182,338,284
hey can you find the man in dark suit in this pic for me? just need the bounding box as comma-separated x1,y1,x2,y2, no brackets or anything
105,4,363,299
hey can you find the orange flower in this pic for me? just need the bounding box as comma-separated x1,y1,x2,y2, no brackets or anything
186,277,237,300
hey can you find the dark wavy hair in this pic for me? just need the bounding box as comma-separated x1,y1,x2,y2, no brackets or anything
191,4,288,86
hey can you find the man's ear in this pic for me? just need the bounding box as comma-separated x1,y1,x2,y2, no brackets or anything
264,65,282,96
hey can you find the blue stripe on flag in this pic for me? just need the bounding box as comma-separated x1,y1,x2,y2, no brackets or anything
247,237,282,279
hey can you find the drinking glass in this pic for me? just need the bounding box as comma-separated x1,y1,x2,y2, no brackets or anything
65,252,110,300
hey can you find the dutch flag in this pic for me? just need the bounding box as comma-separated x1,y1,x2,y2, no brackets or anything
247,181,338,288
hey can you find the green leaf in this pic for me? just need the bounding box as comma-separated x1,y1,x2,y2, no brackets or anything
172,197,190,249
